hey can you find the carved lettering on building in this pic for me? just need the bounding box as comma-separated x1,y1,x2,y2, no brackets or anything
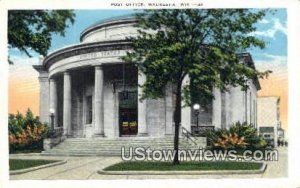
79,50,122,60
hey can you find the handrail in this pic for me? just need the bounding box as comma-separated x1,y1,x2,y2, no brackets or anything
181,127,198,146
47,127,64,138
190,125,215,136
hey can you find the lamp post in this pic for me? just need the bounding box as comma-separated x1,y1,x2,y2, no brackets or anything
193,104,200,135
49,108,55,130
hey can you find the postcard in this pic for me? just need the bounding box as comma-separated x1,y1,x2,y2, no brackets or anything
1,0,300,188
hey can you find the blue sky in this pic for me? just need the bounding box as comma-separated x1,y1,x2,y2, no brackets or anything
9,8,287,67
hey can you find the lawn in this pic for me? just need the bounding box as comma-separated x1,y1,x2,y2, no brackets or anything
104,161,263,171
9,159,60,171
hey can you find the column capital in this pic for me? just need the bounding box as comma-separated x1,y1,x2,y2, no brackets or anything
64,71,70,75
39,77,49,82
95,65,103,70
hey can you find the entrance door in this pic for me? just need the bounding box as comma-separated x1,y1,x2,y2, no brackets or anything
119,91,138,136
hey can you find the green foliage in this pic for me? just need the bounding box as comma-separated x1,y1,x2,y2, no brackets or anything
9,159,60,171
8,10,75,63
204,122,267,151
123,9,271,105
104,161,262,171
229,122,267,150
8,109,49,153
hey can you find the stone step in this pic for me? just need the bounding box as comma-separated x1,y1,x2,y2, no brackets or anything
60,140,205,145
55,144,203,149
62,137,205,142
54,146,200,150
43,137,206,156
41,149,204,157
62,140,189,144
62,139,205,144
52,146,200,150
57,142,195,146
48,147,200,152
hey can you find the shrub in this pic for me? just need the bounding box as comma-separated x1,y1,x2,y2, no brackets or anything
204,122,267,151
228,122,267,150
9,109,49,153
213,133,248,150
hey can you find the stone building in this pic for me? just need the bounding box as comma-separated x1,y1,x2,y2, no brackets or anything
257,96,281,146
33,15,260,139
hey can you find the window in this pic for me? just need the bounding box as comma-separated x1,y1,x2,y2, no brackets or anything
86,96,93,124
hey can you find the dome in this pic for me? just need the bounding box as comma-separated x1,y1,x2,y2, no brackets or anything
80,14,137,43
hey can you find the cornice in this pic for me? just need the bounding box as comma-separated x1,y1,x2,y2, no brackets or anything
43,40,132,69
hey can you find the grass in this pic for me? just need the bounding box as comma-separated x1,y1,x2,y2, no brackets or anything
10,149,43,154
9,159,60,171
104,161,262,171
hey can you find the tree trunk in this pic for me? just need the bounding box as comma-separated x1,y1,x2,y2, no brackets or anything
173,81,182,165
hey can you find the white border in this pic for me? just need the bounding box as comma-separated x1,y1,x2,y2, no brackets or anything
1,0,299,188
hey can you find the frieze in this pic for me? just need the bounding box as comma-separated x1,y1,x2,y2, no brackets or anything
44,40,132,69
79,50,121,60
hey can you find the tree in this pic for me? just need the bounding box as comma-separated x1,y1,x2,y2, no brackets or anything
123,9,271,165
8,10,75,64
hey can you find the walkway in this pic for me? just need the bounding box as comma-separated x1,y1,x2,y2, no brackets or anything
10,147,288,180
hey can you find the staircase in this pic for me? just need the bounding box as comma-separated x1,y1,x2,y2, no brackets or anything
41,136,206,156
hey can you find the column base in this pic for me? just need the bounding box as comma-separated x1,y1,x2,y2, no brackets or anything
93,133,105,137
61,135,67,141
137,133,149,137
137,133,148,137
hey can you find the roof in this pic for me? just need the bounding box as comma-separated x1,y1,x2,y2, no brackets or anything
237,52,261,90
80,14,136,42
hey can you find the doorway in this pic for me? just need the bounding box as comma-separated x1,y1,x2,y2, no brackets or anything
119,91,138,136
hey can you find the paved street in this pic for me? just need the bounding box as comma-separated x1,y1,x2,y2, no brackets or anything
10,147,288,180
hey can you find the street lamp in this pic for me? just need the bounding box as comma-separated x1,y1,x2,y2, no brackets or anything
193,104,200,135
49,108,55,130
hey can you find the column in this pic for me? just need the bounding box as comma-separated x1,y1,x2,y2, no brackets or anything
221,92,227,129
38,75,49,124
137,71,148,136
212,87,222,129
63,71,72,136
165,83,173,135
181,76,191,132
49,78,57,128
94,66,104,136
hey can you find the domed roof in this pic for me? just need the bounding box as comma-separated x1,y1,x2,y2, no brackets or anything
80,14,136,42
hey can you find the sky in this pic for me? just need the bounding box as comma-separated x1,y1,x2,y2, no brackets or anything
8,9,288,135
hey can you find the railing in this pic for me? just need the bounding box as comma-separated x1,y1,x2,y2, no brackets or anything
181,127,198,146
47,127,64,138
191,125,215,136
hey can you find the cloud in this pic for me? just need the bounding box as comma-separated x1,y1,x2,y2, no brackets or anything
252,18,287,39
9,55,39,76
255,54,287,76
9,55,39,65
258,19,270,24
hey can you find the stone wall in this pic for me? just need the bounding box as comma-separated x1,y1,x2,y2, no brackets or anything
146,98,166,137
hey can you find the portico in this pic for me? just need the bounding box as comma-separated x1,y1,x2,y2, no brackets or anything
36,61,154,138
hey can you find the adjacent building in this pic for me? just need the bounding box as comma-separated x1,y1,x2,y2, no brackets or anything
257,96,281,147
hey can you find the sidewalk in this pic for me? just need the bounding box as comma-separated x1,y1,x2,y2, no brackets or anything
9,147,288,180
